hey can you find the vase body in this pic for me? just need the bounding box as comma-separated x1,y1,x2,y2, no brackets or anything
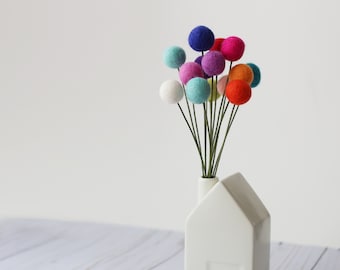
185,173,270,270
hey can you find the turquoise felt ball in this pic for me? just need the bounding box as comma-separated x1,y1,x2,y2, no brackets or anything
247,63,261,88
186,77,211,104
163,46,186,69
188,25,215,52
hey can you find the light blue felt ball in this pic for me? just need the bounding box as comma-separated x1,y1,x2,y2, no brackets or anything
186,77,211,104
247,63,261,88
163,46,186,69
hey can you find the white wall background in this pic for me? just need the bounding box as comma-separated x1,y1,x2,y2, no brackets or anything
1,0,339,248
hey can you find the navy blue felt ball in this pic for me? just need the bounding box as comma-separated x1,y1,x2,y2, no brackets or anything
188,26,215,52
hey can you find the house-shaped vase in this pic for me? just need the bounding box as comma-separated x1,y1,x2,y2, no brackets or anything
185,172,270,270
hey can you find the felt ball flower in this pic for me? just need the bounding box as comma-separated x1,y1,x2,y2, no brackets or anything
163,46,186,69
207,78,221,101
201,51,226,76
179,62,204,84
228,64,254,85
217,75,229,95
221,36,245,61
186,77,211,104
159,80,184,104
210,38,224,51
225,80,252,105
247,63,261,88
188,25,215,52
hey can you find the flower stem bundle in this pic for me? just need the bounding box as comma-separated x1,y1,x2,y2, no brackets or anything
160,26,261,178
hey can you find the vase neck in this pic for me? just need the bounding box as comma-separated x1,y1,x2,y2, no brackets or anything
197,177,219,202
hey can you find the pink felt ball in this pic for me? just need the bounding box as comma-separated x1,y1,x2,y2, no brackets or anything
201,51,225,76
179,62,204,84
220,36,245,61
217,75,229,95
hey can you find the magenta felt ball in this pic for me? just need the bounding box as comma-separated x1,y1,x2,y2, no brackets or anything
188,25,215,52
221,36,245,61
201,51,225,76
179,62,204,84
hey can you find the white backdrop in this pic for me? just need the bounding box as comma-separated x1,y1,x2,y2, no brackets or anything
1,0,339,248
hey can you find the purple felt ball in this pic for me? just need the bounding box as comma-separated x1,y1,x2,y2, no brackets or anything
179,62,204,84
220,36,245,61
188,25,215,52
201,51,226,76
194,55,203,65
195,56,210,78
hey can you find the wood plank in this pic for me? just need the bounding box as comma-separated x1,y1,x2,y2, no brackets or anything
269,242,326,270
0,219,339,270
314,247,340,270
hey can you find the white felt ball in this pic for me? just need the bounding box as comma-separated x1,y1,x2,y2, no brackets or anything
159,80,184,104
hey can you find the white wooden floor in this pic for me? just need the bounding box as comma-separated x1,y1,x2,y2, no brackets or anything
0,219,339,270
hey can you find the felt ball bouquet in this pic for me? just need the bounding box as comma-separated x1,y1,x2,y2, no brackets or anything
160,25,261,178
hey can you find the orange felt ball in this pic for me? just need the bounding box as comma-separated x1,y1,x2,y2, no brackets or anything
228,64,254,85
225,80,252,105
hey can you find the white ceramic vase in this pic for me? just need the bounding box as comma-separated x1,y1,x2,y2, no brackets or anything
185,173,271,270
197,177,219,202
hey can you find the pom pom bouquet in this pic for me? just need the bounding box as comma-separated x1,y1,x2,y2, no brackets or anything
160,25,261,178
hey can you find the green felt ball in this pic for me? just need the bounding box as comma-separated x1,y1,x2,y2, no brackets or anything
207,78,221,101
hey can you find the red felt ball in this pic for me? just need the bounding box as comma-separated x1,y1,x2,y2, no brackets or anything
210,38,224,51
225,80,252,105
